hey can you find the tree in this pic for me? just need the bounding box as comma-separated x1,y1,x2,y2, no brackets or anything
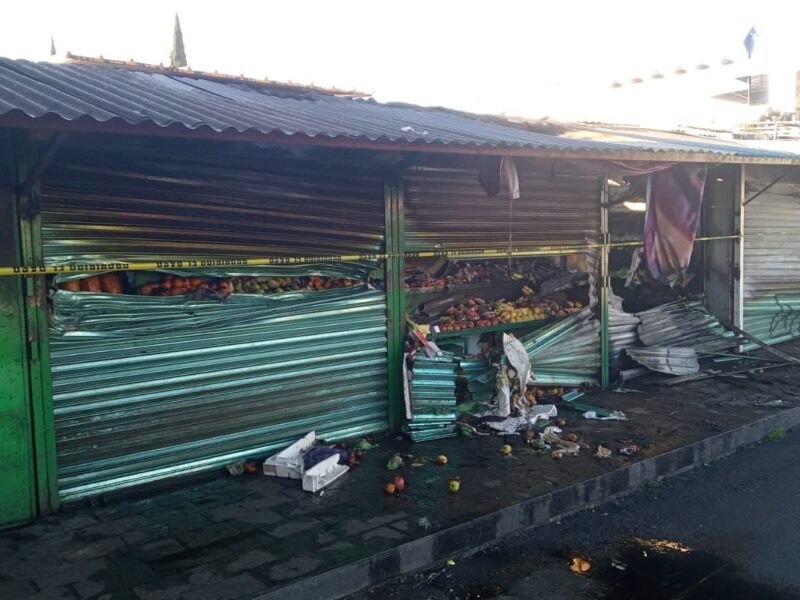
170,13,187,68
50,35,56,56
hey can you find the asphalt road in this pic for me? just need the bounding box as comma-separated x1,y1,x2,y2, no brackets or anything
351,426,800,600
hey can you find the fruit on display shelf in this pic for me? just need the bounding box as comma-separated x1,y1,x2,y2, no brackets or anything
138,275,361,297
433,295,583,331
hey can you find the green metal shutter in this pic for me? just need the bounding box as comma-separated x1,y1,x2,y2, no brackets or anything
743,168,800,345
404,166,601,251
42,146,389,500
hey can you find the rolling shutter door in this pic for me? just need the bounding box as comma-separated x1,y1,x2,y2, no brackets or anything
743,168,800,345
404,166,601,251
42,145,388,500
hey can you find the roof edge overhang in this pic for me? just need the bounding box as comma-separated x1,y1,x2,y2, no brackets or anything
2,112,798,165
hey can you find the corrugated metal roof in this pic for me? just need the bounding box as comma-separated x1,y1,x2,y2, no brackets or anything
1,57,799,161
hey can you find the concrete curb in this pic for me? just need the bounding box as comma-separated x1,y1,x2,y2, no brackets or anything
255,408,800,600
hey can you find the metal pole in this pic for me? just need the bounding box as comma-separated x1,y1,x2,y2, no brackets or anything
600,177,610,388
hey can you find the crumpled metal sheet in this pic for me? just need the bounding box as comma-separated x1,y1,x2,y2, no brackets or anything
626,347,699,375
459,357,496,403
636,299,739,353
519,307,600,386
49,287,388,500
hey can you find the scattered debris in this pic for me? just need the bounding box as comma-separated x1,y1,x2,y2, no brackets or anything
569,556,592,575
619,444,641,456
584,410,627,421
387,453,405,470
752,399,788,408
562,389,585,402
355,438,377,451
417,517,431,530
593,445,612,459
226,462,245,476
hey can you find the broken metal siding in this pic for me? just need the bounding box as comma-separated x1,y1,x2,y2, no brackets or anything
51,288,388,499
42,144,390,500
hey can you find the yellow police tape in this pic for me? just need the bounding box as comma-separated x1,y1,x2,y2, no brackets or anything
0,236,741,276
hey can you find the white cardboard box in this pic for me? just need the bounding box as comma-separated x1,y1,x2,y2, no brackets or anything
302,454,350,493
263,431,316,479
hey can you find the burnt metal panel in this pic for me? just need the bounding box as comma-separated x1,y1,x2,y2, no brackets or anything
50,288,388,499
743,169,800,344
404,167,601,251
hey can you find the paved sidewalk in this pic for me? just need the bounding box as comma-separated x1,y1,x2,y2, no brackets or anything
2,357,800,600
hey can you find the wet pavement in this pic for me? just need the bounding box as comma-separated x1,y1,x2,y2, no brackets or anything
350,429,800,599
2,347,800,599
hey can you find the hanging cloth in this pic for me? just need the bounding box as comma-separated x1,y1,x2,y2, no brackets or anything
643,164,707,283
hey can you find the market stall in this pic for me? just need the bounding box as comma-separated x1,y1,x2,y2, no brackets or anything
41,139,391,500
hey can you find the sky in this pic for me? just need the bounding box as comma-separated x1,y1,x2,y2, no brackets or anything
2,1,799,127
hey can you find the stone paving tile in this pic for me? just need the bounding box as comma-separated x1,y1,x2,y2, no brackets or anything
176,522,239,549
268,556,322,582
60,536,126,561
79,515,150,539
361,526,407,541
179,574,265,600
321,541,355,551
208,502,282,526
24,587,78,600
132,575,192,600
267,518,321,539
340,512,408,536
31,558,112,590
132,538,186,562
316,531,337,545
390,518,411,532
0,578,37,598
225,550,277,574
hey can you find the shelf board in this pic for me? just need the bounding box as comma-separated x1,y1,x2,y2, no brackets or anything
431,317,556,339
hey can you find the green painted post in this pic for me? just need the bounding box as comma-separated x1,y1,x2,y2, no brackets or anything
16,141,59,514
600,177,610,388
0,141,36,526
384,177,406,431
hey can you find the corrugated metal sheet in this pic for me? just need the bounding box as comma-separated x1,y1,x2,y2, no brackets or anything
50,287,388,500
743,171,800,344
404,167,601,251
41,145,385,262
636,300,739,352
42,143,389,500
406,353,458,442
2,58,799,160
519,307,600,387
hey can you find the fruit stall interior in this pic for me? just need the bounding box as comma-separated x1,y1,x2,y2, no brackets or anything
405,256,590,338
403,255,597,442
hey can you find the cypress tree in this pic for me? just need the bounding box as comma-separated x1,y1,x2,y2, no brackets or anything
170,13,187,68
